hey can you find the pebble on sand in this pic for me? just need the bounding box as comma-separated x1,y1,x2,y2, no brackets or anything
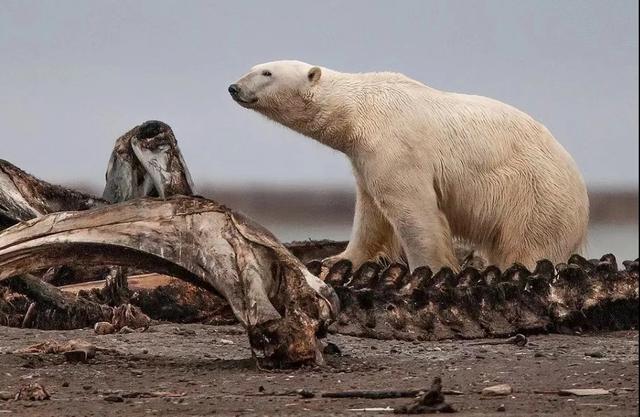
94,321,115,335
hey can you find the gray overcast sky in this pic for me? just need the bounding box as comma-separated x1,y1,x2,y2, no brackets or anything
0,0,637,190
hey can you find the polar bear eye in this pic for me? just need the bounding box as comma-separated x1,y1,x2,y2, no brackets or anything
262,70,272,77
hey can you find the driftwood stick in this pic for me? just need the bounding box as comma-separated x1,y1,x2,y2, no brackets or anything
468,334,528,347
321,388,464,399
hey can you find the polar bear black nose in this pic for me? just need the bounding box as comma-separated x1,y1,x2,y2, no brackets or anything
228,84,240,97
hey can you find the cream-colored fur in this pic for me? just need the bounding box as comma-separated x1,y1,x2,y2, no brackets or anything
230,60,589,271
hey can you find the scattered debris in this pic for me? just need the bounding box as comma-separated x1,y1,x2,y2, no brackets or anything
15,383,50,401
14,339,97,363
482,384,513,396
394,377,456,414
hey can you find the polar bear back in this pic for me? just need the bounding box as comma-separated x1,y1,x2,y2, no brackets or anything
338,74,589,266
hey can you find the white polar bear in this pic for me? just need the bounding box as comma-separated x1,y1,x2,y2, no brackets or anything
229,60,589,271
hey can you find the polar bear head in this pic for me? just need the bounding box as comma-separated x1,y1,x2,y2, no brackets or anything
228,60,323,130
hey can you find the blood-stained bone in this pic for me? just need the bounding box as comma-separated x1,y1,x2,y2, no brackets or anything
0,196,338,366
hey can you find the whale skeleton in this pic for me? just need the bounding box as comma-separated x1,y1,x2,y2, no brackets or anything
0,120,337,366
0,120,637,367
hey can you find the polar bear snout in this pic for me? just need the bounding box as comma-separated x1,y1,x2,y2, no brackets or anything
228,83,240,97
228,83,258,106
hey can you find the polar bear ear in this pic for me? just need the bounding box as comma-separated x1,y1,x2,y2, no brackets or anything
307,66,322,84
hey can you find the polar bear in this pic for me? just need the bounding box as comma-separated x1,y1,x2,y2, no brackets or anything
229,60,589,271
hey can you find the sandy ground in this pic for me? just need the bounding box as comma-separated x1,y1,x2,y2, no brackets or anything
0,324,637,416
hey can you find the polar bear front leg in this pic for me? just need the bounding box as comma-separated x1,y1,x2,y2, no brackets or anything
375,184,458,272
324,177,398,269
